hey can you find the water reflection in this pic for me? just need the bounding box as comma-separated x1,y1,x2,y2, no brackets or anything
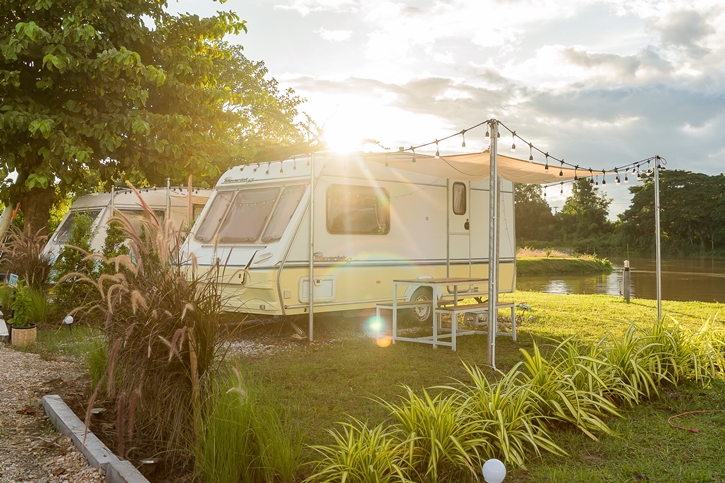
516,257,725,303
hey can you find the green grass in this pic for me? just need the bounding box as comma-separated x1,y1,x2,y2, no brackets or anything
517,257,613,276
233,292,724,479
18,324,104,361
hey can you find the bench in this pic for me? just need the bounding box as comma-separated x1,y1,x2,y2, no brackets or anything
433,301,516,351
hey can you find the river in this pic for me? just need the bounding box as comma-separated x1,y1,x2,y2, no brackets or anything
516,257,725,303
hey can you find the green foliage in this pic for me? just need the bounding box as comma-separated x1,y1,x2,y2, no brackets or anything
514,183,555,241
86,338,109,392
196,366,302,483
51,211,97,319
557,178,613,240
9,280,48,326
619,169,725,255
308,419,412,483
0,0,312,234
382,387,481,481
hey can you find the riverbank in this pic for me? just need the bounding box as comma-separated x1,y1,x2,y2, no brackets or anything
517,256,613,276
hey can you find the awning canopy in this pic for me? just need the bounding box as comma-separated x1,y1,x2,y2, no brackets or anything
366,150,578,184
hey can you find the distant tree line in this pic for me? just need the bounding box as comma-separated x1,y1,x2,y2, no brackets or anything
514,169,725,256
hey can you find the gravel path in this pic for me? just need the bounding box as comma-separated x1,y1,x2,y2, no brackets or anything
0,344,105,483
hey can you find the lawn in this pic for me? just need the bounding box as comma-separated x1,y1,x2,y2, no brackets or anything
25,291,725,482
231,291,725,481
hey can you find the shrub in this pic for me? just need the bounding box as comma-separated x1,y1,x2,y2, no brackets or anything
52,212,98,320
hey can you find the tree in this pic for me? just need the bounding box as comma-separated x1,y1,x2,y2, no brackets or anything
1,0,309,233
513,183,554,241
557,178,612,240
619,169,725,254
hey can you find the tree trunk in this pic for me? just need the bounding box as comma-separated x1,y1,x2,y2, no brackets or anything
17,185,56,235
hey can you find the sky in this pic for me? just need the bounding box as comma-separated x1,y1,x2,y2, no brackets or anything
167,0,725,218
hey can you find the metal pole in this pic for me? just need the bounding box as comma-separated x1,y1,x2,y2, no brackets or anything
165,178,171,219
446,180,450,277
623,260,630,303
308,154,316,341
654,156,662,320
487,120,499,368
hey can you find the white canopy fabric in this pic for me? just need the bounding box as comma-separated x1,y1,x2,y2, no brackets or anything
366,150,579,184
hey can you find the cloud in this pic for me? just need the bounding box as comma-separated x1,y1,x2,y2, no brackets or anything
273,0,358,16
315,28,352,41
652,9,715,58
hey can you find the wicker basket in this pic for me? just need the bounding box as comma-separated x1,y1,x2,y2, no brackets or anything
11,325,36,347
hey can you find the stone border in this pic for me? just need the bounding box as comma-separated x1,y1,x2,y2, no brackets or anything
42,394,150,483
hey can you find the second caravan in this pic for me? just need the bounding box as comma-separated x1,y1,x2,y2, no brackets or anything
182,151,518,318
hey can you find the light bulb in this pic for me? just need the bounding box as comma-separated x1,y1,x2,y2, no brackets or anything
482,459,506,483
461,130,466,148
435,141,440,158
624,175,628,183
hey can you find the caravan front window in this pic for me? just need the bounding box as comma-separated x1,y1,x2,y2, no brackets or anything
55,209,102,245
326,185,390,235
195,185,306,244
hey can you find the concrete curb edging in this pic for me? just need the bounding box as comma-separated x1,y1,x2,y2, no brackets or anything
42,395,150,483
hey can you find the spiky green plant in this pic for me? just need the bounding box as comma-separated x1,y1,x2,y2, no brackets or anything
455,363,566,467
308,418,412,483
518,342,620,440
380,386,482,482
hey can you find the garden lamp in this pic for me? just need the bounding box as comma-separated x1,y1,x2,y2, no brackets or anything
64,315,74,332
482,459,506,483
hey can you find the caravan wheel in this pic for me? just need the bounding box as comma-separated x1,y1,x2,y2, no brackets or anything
408,287,433,324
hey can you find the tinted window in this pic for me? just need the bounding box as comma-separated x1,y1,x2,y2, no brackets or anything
262,185,306,243
217,187,280,243
326,185,390,235
452,182,466,215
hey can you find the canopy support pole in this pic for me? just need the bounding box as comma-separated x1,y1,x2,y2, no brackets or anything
487,121,499,369
654,155,662,320
309,154,316,341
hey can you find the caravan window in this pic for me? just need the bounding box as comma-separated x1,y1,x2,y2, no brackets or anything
117,210,164,234
452,182,466,215
262,185,306,243
195,185,306,244
216,187,280,243
55,209,102,245
326,185,390,235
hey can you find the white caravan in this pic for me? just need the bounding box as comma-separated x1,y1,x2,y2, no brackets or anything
183,151,519,319
44,187,211,261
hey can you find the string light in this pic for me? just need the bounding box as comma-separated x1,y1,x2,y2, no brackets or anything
511,131,516,152
265,162,270,175
496,130,500,139
595,175,599,185
559,160,563,177
253,163,259,172
543,185,546,198
574,165,578,181
280,162,284,173
545,153,549,171
560,181,563,194
601,170,606,185
624,173,628,183
385,155,389,167
528,143,533,162
461,130,467,148
485,127,490,138
293,157,297,170
435,140,440,159
411,147,417,163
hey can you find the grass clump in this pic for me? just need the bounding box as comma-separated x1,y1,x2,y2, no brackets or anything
196,366,301,483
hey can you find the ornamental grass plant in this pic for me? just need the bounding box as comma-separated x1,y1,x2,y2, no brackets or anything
60,185,239,468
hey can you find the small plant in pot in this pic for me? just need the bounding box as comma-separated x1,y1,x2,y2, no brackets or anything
8,281,38,347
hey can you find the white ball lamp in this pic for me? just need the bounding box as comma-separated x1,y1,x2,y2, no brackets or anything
482,458,506,483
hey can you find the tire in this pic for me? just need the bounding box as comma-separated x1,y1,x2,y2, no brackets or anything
405,287,433,325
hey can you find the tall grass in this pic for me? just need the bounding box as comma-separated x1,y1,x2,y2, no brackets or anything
196,366,302,483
